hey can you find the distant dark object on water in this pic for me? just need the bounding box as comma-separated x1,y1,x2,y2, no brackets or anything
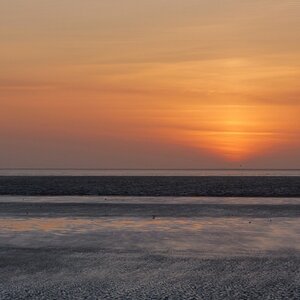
249,221,252,224
152,215,156,220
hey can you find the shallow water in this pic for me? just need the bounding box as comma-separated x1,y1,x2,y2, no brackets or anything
1,216,299,256
1,196,299,256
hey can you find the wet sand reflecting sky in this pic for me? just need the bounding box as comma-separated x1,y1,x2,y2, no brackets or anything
1,216,299,256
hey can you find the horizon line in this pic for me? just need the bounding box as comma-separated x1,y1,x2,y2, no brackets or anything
1,168,300,171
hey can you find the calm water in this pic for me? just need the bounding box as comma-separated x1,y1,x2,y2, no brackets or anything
0,169,300,176
1,196,300,256
1,216,299,256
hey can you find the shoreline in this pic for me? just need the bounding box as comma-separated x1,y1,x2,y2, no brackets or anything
1,202,300,218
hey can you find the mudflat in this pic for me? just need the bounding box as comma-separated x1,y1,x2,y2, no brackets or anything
1,177,300,299
1,195,300,299
1,247,299,300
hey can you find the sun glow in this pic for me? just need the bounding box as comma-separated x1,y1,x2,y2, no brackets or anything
167,104,289,162
193,130,276,161
200,106,274,161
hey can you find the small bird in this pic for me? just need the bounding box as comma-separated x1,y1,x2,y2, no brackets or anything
152,215,156,220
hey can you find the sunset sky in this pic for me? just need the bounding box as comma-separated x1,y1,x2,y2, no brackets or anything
1,0,300,169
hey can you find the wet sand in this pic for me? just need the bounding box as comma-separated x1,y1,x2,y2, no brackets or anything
1,196,300,299
1,176,300,197
1,247,299,299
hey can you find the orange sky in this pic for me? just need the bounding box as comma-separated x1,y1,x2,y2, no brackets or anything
1,0,300,168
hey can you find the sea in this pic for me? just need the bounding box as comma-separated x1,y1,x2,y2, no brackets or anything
0,169,300,176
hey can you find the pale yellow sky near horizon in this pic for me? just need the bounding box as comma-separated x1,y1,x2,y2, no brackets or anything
1,0,300,168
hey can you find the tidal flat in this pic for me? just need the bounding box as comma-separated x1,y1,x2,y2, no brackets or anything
0,195,300,299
